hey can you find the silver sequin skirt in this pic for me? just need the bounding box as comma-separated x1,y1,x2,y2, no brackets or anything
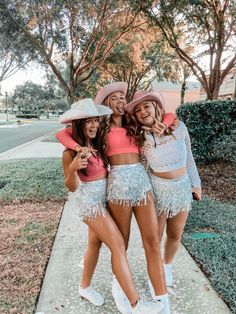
150,172,192,218
68,179,107,221
107,163,152,206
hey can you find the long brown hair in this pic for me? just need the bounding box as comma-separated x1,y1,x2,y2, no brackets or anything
72,118,109,171
100,94,135,154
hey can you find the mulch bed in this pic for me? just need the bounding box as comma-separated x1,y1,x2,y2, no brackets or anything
198,161,236,203
0,201,64,314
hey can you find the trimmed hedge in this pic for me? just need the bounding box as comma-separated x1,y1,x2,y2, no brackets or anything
176,99,236,163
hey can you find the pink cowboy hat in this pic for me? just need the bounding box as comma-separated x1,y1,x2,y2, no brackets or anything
94,82,128,105
125,90,165,115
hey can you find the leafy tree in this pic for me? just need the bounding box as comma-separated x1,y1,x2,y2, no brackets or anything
0,0,143,102
11,81,58,114
134,0,236,100
98,24,181,101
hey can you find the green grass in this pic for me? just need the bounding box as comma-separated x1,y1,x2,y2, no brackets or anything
0,159,66,204
183,196,236,313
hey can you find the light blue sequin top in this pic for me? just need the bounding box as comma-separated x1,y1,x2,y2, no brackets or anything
141,121,201,188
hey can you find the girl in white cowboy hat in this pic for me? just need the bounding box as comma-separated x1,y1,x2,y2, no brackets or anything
125,90,202,291
60,98,164,314
56,83,175,314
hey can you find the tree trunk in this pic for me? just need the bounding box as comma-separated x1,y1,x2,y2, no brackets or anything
180,81,186,105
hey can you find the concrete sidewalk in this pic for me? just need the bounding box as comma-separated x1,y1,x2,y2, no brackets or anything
1,138,232,314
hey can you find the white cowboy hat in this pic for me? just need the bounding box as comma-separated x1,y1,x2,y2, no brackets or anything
125,90,165,115
59,98,112,124
94,82,128,105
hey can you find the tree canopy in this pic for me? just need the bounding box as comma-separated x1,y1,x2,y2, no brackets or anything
135,0,236,100
0,0,143,102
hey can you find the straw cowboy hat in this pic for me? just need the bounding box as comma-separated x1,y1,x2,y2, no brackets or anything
94,82,128,105
125,90,165,115
59,98,112,124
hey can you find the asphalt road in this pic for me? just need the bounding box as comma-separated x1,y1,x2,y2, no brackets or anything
0,120,61,153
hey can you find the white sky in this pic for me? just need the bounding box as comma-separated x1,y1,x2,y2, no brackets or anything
1,66,46,95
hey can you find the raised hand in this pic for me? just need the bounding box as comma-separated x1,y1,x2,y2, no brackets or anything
69,152,88,173
75,145,97,154
142,116,167,135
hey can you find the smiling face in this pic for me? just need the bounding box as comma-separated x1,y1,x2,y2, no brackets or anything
134,101,157,126
83,117,100,141
134,100,164,126
106,91,127,116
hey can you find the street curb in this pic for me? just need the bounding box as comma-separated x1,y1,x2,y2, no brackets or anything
0,130,58,161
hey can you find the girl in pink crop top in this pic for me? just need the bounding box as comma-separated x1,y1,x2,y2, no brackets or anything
57,83,173,313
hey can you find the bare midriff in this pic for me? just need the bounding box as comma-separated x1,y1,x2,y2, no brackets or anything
150,166,187,179
108,153,140,165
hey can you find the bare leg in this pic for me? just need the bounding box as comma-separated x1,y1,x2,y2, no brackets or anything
85,213,139,305
157,214,168,243
164,211,189,264
80,227,102,288
134,192,167,296
108,201,133,250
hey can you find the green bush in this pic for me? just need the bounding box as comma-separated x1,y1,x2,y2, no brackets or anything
176,99,236,163
212,132,236,163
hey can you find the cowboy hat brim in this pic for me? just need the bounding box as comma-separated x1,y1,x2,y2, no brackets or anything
95,82,128,105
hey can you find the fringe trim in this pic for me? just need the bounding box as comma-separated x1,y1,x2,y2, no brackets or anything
108,190,152,207
157,205,191,218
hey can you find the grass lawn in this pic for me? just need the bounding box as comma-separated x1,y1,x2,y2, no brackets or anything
0,159,66,314
182,161,236,313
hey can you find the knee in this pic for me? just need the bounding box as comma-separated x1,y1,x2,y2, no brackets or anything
167,230,182,243
143,235,161,255
89,237,102,251
110,235,126,254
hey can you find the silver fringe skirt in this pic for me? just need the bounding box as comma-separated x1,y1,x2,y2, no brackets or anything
107,163,152,206
150,172,192,218
68,179,107,221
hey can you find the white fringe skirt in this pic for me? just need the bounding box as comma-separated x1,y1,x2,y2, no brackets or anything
150,172,192,218
68,179,107,221
107,163,152,206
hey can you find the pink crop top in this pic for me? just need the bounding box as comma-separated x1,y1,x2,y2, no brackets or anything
78,154,107,182
106,128,139,156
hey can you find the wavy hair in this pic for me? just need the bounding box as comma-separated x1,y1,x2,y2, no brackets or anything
71,118,109,173
128,100,174,147
100,94,135,154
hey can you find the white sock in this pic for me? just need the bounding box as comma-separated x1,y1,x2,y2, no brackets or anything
155,294,170,314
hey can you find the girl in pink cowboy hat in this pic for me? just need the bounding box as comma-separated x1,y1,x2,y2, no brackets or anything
60,98,163,314
125,90,201,290
56,83,176,314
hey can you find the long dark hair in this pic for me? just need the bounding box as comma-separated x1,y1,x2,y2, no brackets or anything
71,118,109,173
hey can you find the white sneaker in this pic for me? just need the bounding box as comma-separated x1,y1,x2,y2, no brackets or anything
131,299,163,314
164,264,173,287
112,276,132,314
79,285,104,306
